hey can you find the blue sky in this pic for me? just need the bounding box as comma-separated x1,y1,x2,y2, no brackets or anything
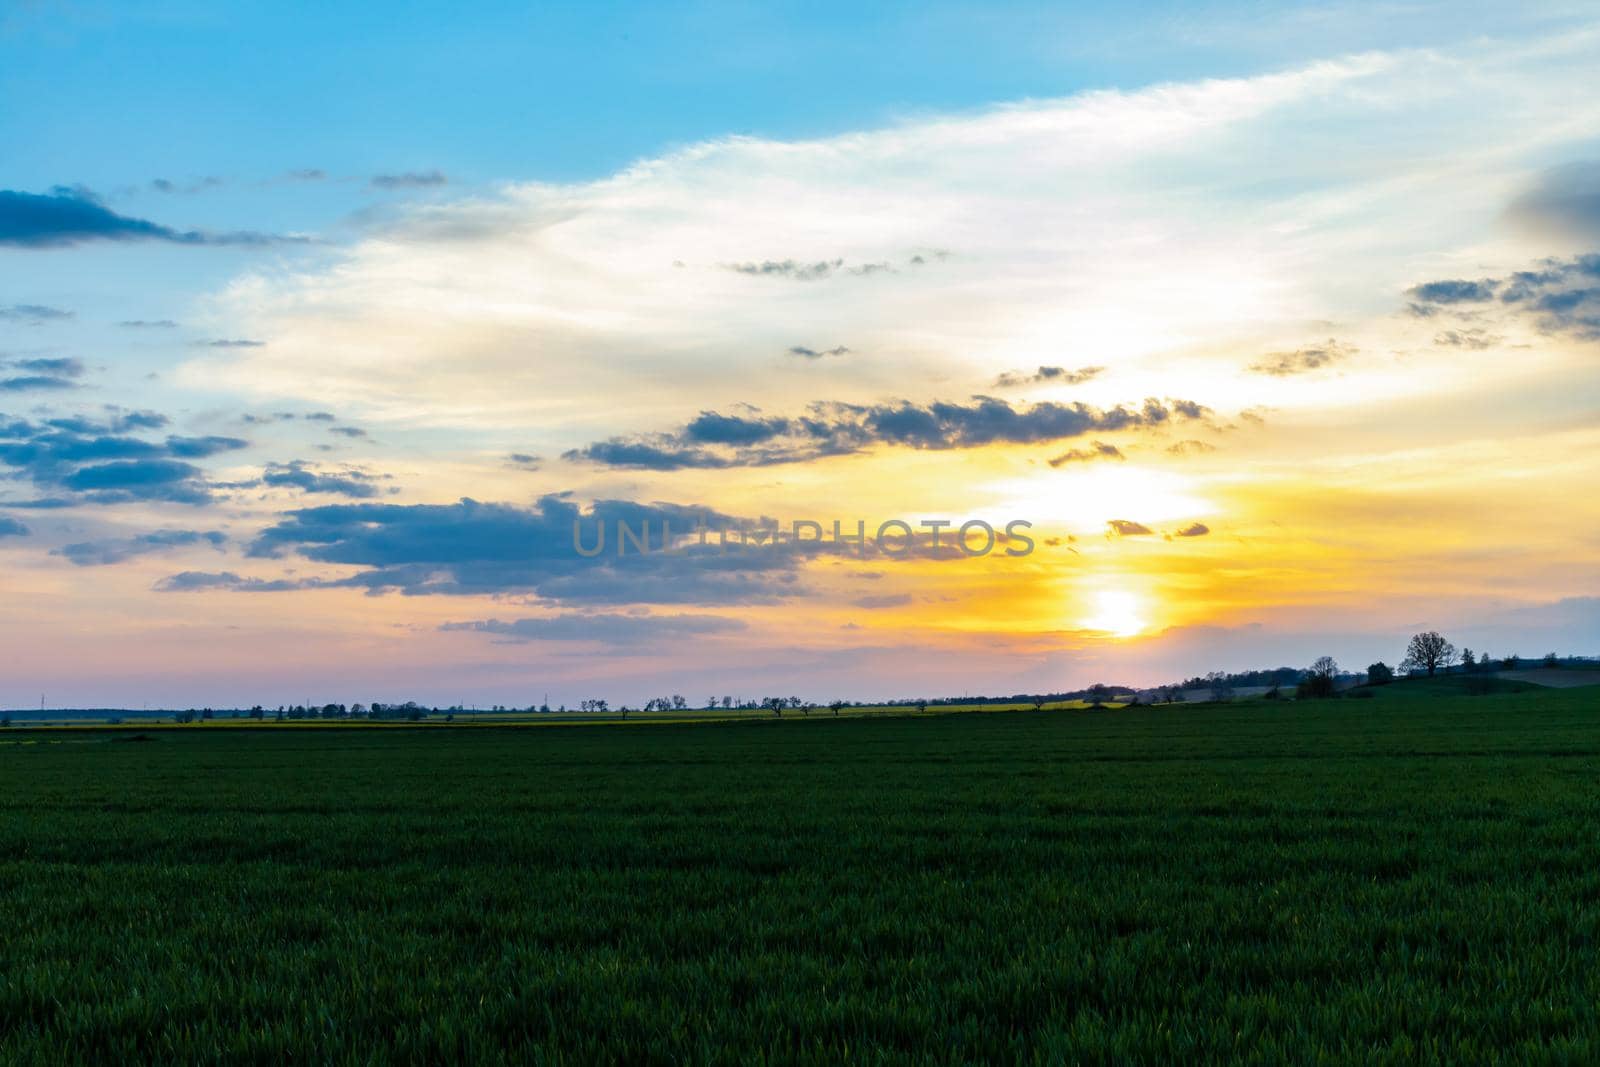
2,1,1598,708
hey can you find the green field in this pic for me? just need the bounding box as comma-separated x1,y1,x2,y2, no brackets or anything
3,682,1598,1063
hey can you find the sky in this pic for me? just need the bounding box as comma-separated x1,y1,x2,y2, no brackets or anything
2,0,1599,708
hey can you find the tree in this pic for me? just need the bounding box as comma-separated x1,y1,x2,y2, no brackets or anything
1544,652,1561,668
762,697,785,718
1459,647,1475,672
828,700,845,718
1206,672,1234,702
1401,631,1456,677
1367,661,1394,686
914,699,928,715
1501,654,1519,671
1086,683,1112,707
1299,656,1339,699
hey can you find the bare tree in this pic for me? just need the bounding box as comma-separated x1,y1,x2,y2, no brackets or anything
828,700,845,717
1401,631,1456,677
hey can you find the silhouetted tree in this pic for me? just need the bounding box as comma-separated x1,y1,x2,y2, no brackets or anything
1366,661,1394,686
1544,652,1561,668
1297,656,1338,699
828,700,845,717
1401,631,1455,676
1206,672,1234,702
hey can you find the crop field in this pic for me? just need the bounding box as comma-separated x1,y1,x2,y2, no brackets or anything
2,681,1599,1063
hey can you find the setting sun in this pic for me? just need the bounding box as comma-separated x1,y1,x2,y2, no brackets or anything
1083,590,1148,638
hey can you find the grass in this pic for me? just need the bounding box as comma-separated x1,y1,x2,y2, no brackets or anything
1,684,1598,1063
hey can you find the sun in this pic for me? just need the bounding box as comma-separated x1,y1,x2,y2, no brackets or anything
1083,590,1147,638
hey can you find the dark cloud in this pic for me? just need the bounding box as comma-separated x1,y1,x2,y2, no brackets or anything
0,515,28,538
573,439,730,471
234,495,811,604
1407,254,1600,340
0,304,72,323
12,358,85,376
1174,522,1210,538
440,613,745,647
1507,161,1600,241
567,395,1207,469
993,365,1104,388
1407,279,1498,306
1247,340,1353,376
260,460,383,498
155,570,306,593
725,259,842,281
304,411,337,422
118,319,179,329
0,375,78,392
788,345,850,359
0,188,294,248
329,426,367,438
55,528,226,566
1433,328,1498,350
1048,441,1123,466
506,453,542,470
369,170,448,190
1107,519,1153,536
0,409,222,505
849,593,914,610
165,435,249,458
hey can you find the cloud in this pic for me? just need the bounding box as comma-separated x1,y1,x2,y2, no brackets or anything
239,494,813,603
1433,328,1498,349
0,188,293,248
0,375,78,392
191,48,1530,431
440,612,745,647
369,171,448,190
506,453,542,469
567,395,1207,469
787,345,850,359
1247,340,1353,376
1048,440,1124,466
155,570,307,593
286,169,328,182
849,593,914,610
1107,519,1153,536
1166,439,1216,456
55,528,226,566
725,259,842,281
164,435,249,458
200,339,266,348
0,410,225,505
1507,161,1600,242
260,460,383,498
118,319,180,329
1406,279,1497,306
1407,254,1600,340
329,425,367,438
0,515,28,538
0,355,87,390
993,365,1104,388
0,304,72,323
1174,522,1210,537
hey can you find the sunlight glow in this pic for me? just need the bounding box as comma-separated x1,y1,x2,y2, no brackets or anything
1082,590,1148,638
